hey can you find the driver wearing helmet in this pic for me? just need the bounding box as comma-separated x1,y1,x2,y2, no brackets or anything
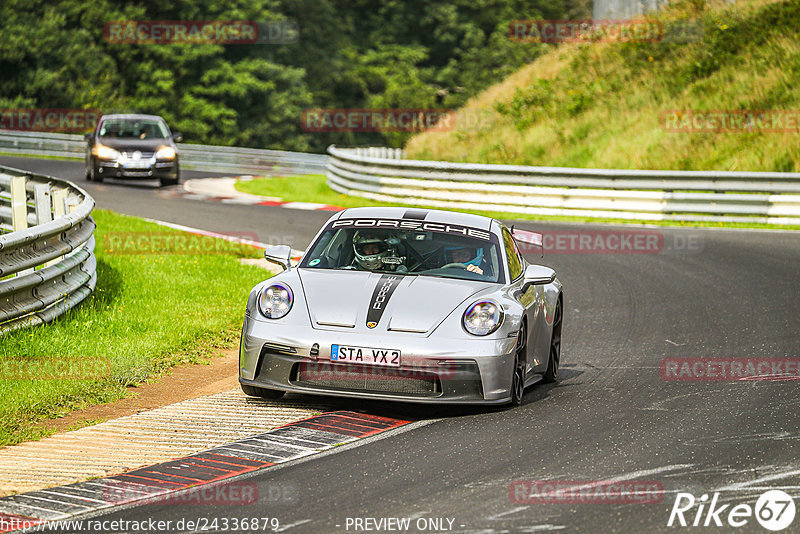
445,246,484,275
351,231,406,272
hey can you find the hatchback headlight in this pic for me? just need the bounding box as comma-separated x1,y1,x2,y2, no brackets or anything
257,283,293,319
155,146,176,160
463,300,503,336
92,143,119,160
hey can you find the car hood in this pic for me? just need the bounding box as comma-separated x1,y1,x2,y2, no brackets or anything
96,137,172,151
297,269,495,334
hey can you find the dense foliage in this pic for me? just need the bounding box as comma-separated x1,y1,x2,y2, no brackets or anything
0,0,580,151
406,0,800,172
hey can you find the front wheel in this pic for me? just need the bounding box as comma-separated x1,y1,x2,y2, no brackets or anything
88,163,103,183
241,383,285,399
160,164,180,187
509,322,527,406
543,300,562,383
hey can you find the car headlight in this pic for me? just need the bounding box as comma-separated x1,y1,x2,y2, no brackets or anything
155,146,176,160
257,283,293,319
463,300,503,336
92,143,120,160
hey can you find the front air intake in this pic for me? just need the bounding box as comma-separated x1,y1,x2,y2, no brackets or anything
292,361,441,396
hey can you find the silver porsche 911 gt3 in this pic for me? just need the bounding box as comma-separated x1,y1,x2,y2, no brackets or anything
239,207,562,405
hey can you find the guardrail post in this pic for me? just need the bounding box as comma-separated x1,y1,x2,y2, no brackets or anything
34,183,52,225
10,176,36,275
52,188,67,218
10,175,27,233
46,188,69,267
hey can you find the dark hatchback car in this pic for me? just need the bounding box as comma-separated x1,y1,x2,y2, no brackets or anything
85,114,182,186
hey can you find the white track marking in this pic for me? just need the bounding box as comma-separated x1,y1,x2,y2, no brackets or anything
276,519,313,532
487,506,528,520
715,468,800,492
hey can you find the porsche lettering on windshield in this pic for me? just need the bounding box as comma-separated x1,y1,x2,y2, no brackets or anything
331,219,492,241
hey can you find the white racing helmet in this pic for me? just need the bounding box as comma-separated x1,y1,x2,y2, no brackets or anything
353,231,394,270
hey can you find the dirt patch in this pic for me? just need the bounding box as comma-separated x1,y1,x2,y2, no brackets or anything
39,349,241,435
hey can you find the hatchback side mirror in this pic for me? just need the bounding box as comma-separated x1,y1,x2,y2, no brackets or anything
173,133,183,143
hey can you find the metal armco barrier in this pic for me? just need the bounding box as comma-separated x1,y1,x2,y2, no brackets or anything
0,166,96,334
0,130,328,175
327,146,800,225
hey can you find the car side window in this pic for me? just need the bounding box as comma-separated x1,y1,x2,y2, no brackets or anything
502,228,523,281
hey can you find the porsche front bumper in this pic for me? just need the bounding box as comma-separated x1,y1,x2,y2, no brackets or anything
239,314,519,404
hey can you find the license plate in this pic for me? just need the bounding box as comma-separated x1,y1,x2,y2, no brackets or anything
331,344,400,367
124,162,150,169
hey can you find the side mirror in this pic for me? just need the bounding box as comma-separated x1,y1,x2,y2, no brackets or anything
264,245,292,271
523,264,555,286
84,133,93,141
172,133,183,143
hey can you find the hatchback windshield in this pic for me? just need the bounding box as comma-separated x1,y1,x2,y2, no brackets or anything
98,119,169,139
300,222,504,283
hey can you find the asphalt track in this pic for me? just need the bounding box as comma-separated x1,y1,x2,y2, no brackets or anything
3,155,800,533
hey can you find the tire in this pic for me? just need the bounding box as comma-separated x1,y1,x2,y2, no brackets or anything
160,164,180,187
543,299,562,383
241,383,285,399
509,321,527,406
87,160,103,182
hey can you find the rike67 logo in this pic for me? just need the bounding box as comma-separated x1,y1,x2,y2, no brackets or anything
668,490,796,531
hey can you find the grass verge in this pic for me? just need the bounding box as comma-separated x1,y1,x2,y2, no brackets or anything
405,0,800,173
235,174,800,230
0,209,269,446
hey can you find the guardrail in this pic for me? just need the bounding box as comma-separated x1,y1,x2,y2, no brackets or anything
0,130,328,175
327,146,800,225
0,166,96,334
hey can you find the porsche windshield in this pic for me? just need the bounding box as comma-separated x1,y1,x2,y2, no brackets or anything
300,223,504,283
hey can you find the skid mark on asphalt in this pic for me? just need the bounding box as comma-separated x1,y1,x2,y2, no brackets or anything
641,388,730,412
0,411,411,532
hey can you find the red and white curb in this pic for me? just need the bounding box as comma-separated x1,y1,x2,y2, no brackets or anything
0,411,410,531
173,177,343,212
